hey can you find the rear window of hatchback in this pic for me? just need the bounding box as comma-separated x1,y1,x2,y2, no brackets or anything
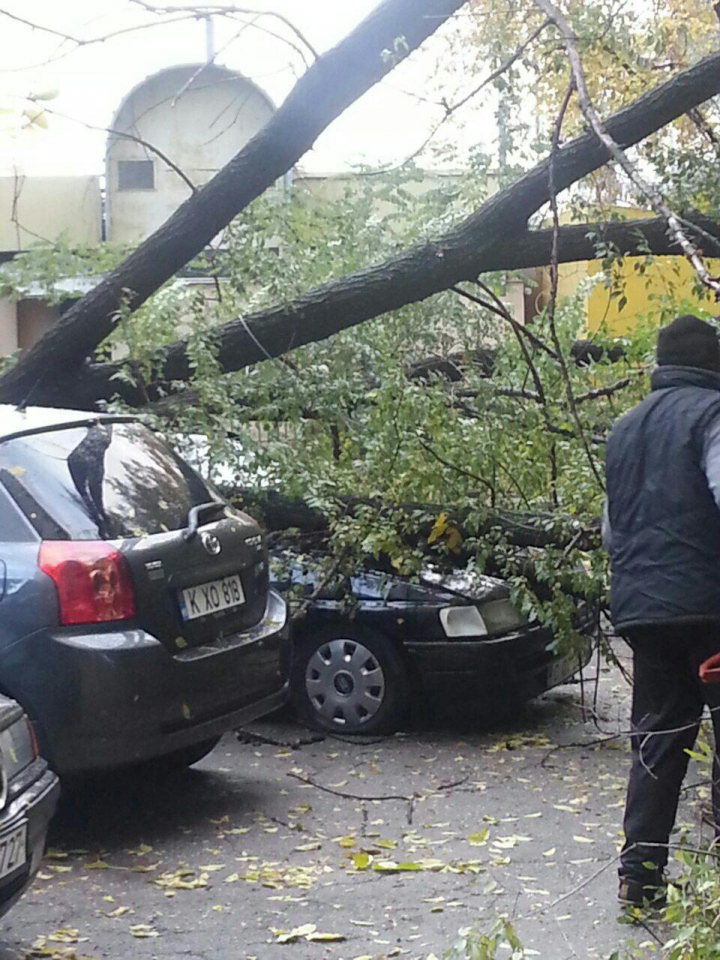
0,420,215,540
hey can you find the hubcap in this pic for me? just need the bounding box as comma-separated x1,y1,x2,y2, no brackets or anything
305,638,385,728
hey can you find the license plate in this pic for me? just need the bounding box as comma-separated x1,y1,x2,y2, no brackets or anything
0,824,26,879
180,575,245,621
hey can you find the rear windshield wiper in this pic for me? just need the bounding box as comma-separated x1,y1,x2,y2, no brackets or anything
183,501,226,541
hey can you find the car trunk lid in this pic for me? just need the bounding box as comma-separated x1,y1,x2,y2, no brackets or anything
124,507,269,650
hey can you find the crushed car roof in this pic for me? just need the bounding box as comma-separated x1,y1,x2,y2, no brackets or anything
0,405,135,443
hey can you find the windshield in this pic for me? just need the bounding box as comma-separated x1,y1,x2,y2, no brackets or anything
0,421,216,540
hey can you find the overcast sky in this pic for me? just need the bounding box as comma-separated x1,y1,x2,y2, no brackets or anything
0,0,490,177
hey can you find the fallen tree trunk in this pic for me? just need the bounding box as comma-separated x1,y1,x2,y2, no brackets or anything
0,0,467,406
74,211,715,408
494,212,720,271
231,486,601,552
159,42,720,386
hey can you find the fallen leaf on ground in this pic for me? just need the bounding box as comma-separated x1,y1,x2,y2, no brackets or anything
47,930,83,944
154,868,208,890
126,843,153,857
376,839,396,850
273,923,317,944
106,906,132,918
272,924,344,944
129,924,159,939
372,861,422,873
467,829,489,846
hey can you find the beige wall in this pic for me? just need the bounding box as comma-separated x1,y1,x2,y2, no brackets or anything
106,64,275,244
0,297,62,360
0,176,101,253
0,298,17,357
16,300,59,352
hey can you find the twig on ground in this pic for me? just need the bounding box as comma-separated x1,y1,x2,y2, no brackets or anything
236,728,326,749
287,771,415,803
434,775,470,791
287,770,419,824
539,733,622,767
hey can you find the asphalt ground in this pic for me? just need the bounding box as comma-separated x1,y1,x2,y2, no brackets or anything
0,649,707,960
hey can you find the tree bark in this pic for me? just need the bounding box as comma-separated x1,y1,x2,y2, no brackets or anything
231,487,601,552
0,0,467,407
74,211,719,407
61,48,720,410
491,212,720,271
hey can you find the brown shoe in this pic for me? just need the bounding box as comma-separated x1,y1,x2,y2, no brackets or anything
618,877,667,910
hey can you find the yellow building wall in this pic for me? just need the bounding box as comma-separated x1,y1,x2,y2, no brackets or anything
553,208,720,336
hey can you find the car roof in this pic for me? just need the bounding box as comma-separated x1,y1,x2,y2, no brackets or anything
0,405,136,443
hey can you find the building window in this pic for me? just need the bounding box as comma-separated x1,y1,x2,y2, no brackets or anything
117,159,155,191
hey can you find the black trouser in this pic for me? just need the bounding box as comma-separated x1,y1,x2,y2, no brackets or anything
621,627,720,883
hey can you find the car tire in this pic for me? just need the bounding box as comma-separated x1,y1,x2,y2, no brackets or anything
153,736,221,770
292,622,407,735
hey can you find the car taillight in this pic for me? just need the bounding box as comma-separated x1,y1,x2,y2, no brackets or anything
25,718,39,759
38,541,135,626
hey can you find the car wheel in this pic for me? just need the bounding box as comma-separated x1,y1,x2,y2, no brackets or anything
293,623,407,735
154,736,221,770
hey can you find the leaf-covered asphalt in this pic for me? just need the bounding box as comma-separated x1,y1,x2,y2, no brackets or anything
0,653,697,959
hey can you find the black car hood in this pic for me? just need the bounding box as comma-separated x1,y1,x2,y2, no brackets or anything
419,568,510,603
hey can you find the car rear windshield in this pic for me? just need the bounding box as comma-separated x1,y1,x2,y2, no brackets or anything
0,420,216,540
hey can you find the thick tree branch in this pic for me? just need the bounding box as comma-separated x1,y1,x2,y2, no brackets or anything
0,0,467,407
231,487,601,553
75,210,720,408
56,51,720,409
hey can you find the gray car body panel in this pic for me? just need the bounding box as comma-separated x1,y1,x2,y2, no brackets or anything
0,411,290,775
0,689,60,918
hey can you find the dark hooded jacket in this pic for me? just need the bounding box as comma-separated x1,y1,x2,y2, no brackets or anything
605,366,720,631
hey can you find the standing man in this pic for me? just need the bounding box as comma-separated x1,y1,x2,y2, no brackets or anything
604,314,720,908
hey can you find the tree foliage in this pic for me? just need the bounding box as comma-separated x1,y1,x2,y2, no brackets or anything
1,0,720,657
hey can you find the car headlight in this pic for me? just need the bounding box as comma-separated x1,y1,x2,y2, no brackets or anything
0,718,37,784
478,599,527,633
439,606,488,637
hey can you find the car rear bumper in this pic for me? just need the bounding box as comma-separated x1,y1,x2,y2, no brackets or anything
0,591,290,775
0,761,60,917
405,623,594,705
